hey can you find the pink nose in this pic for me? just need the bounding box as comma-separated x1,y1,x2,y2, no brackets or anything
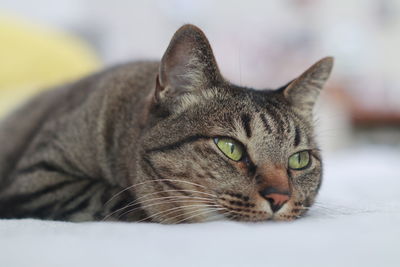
260,188,290,213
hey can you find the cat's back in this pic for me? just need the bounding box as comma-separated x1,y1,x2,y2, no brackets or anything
0,61,159,183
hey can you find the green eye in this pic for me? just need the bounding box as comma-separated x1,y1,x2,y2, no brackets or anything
214,137,244,161
288,151,311,170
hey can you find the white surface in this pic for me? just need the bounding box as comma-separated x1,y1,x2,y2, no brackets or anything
1,145,399,267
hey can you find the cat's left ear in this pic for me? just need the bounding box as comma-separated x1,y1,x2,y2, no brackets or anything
282,57,334,117
155,24,223,103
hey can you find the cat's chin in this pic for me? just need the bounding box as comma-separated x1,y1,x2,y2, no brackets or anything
211,201,308,222
211,208,273,222
203,211,227,223
218,211,301,223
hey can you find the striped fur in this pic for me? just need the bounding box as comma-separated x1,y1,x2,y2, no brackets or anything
0,25,333,223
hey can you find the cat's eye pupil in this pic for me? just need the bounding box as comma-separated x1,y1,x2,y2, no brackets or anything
230,144,235,154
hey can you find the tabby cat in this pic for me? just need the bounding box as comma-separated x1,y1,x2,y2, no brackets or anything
0,24,333,223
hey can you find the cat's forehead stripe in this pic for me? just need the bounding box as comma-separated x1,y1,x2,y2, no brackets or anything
259,113,272,134
294,126,301,147
240,113,252,138
265,107,286,134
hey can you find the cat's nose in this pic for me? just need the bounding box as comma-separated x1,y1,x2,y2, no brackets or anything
260,187,290,213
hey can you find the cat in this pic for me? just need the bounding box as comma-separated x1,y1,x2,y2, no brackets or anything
0,24,333,223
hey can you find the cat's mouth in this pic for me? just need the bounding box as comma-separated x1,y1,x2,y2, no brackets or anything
213,192,307,222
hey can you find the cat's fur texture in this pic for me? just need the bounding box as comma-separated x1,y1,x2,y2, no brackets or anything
0,25,333,223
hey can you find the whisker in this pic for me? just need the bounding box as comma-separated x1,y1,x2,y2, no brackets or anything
137,204,222,223
131,189,216,207
308,203,355,216
104,193,212,219
102,189,216,220
105,179,210,206
115,187,216,209
152,206,203,224
160,206,226,224
118,199,215,221
313,203,347,212
163,204,227,224
173,208,226,224
131,195,212,207
204,209,231,222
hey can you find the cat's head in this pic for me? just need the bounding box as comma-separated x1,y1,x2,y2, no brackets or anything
135,24,333,223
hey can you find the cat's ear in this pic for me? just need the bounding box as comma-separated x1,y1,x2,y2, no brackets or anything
155,24,222,102
282,57,334,117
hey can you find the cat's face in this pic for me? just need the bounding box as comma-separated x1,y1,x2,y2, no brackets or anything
134,25,333,223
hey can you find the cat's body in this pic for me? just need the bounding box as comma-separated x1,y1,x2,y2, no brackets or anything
0,62,160,221
0,25,333,223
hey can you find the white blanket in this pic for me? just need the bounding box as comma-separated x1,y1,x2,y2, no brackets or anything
1,146,399,267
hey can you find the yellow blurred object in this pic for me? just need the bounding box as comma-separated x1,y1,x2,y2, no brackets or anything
0,15,101,118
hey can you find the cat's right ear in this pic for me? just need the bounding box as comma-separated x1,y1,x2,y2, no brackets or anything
155,24,222,103
282,57,334,118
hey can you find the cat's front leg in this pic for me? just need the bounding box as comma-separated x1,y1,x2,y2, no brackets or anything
0,167,138,221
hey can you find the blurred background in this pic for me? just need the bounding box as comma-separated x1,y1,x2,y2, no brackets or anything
1,0,400,153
